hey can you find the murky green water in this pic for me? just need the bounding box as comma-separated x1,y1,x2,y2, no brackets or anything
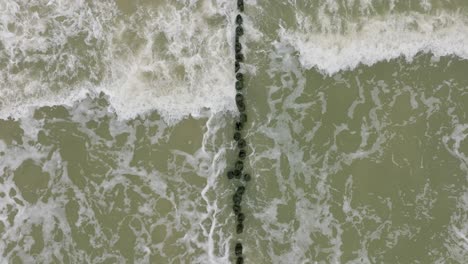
1,0,468,263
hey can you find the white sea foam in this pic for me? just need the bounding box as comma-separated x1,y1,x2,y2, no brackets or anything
0,0,237,124
99,2,237,123
278,11,468,75
0,94,234,263
2,1,467,123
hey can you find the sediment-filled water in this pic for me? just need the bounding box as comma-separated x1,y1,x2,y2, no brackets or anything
1,0,468,263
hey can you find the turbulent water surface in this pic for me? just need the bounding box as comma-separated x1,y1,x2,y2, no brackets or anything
1,0,468,263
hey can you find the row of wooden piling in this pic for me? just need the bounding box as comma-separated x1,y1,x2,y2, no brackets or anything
227,1,246,263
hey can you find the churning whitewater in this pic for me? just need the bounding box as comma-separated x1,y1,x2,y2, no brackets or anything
0,0,468,263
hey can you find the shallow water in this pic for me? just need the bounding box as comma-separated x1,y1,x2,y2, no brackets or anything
1,0,468,263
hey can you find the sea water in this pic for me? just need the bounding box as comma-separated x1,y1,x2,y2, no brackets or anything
0,0,467,263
